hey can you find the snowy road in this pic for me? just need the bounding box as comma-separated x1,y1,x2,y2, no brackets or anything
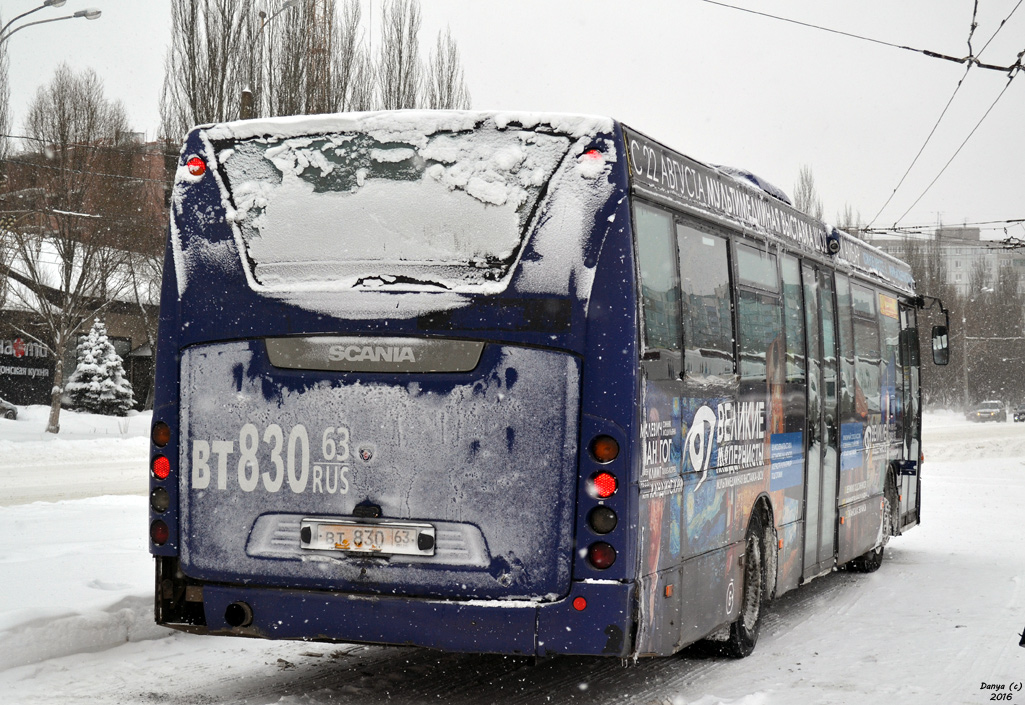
0,410,1023,704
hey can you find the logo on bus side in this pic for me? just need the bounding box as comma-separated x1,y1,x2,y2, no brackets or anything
687,400,767,491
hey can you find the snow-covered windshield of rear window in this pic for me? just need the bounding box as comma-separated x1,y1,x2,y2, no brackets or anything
217,126,571,292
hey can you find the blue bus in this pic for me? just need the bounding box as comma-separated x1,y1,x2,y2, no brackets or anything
149,111,949,658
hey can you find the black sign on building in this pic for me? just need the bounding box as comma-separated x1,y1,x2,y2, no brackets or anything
0,334,54,405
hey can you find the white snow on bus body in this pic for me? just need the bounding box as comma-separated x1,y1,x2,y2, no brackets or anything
169,111,618,319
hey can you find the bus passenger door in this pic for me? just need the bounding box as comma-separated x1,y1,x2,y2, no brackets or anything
898,303,922,528
801,265,840,579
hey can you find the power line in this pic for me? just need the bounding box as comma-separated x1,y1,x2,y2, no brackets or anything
0,132,180,159
1,155,171,185
866,65,972,228
868,218,1025,232
697,0,1025,71
891,70,1021,226
868,0,1025,228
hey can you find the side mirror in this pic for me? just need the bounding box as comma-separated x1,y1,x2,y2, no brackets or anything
931,325,949,366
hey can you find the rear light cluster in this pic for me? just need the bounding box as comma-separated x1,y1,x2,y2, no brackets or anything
150,420,172,545
584,435,620,570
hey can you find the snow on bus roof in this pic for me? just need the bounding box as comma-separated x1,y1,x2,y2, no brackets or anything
200,110,616,144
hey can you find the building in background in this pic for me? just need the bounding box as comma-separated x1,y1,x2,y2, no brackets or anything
0,137,168,409
869,226,1025,297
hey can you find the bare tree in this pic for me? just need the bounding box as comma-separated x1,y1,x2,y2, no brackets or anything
160,0,255,140
164,0,469,129
4,65,133,433
264,0,366,116
836,203,863,240
377,0,422,109
792,165,823,221
0,16,10,162
424,26,471,110
331,1,374,112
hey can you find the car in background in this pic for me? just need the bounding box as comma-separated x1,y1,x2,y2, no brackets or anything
966,400,1007,423
0,396,16,420
1014,402,1025,422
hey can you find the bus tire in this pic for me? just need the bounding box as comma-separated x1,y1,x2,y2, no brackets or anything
844,473,897,573
722,513,766,659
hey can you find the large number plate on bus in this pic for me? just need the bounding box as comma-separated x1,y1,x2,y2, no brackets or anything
300,518,436,557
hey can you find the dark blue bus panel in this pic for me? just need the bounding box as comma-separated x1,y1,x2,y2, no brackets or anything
149,111,940,659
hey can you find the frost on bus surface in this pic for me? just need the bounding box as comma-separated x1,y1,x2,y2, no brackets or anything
178,341,579,598
219,119,572,293
166,112,618,319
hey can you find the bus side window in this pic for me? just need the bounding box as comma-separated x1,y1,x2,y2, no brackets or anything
633,203,681,352
677,223,734,378
735,243,782,382
851,284,882,418
879,292,903,431
835,274,857,424
781,255,805,383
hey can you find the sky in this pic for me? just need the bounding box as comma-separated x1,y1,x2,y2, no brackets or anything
6,0,1025,237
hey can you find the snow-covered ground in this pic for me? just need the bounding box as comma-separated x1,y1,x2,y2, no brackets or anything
0,405,1022,704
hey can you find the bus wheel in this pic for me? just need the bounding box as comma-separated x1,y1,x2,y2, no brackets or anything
722,514,765,659
844,474,897,573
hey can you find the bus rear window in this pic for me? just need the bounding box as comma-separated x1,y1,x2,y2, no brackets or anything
217,127,571,292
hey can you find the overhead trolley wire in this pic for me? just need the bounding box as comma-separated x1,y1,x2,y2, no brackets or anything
697,0,1025,72
866,65,973,229
865,0,1025,227
890,68,1022,227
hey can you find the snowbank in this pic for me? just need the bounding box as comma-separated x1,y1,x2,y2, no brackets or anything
0,405,156,667
0,405,149,505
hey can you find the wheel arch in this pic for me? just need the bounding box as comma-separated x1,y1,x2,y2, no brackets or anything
749,493,778,601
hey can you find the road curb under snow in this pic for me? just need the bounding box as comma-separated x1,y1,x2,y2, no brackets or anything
0,596,167,671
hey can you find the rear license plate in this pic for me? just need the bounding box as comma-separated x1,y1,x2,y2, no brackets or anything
300,518,436,556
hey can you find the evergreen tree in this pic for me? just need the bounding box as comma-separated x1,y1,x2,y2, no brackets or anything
65,319,135,416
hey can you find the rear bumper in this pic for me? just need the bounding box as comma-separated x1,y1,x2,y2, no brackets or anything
162,578,635,657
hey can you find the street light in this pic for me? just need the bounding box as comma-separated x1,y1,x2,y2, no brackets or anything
0,6,101,47
0,0,67,38
259,0,311,29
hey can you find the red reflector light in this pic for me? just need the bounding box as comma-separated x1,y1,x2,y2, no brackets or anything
573,596,587,611
590,471,618,499
186,156,206,176
590,435,619,463
582,149,602,160
150,520,170,545
152,455,170,480
587,542,617,569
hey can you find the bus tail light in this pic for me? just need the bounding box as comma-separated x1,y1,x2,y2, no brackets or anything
588,505,618,534
151,487,170,513
590,435,619,463
152,455,170,480
589,471,618,499
186,156,206,176
152,421,170,447
150,520,170,545
573,596,587,611
587,542,616,569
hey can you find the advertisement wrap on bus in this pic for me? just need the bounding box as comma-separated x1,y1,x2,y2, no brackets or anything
149,111,949,659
